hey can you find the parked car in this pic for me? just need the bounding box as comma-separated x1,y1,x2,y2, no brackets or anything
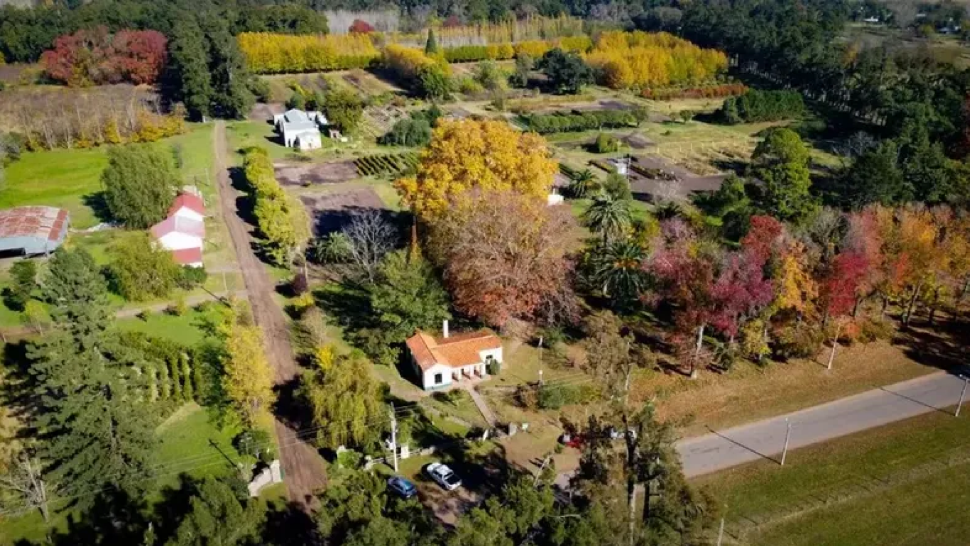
559,433,585,449
425,462,462,491
387,476,417,499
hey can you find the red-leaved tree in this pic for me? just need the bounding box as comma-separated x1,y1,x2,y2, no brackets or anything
349,19,376,33
818,251,868,368
41,27,167,87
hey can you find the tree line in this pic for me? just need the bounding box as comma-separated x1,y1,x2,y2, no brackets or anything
41,26,167,87
241,147,310,266
523,107,649,134
585,30,727,90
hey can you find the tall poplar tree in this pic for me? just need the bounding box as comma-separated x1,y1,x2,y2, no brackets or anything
30,249,156,507
166,13,212,121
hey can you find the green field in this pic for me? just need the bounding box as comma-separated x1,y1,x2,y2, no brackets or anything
695,408,970,546
1,125,215,230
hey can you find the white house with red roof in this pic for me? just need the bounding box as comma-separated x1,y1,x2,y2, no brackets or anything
150,192,206,268
404,321,503,390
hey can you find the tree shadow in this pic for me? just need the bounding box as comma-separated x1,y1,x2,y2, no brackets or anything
228,166,257,227
893,313,970,374
81,192,113,224
28,489,149,546
312,204,407,239
314,281,373,334
262,501,322,546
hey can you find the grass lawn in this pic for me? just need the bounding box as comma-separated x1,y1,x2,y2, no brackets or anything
695,408,970,546
1,147,108,229
114,307,211,345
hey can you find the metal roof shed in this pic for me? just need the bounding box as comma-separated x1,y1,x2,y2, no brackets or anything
0,207,70,256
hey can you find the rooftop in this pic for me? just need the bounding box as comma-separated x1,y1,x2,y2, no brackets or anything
406,330,502,371
0,207,69,242
151,215,205,239
168,193,205,217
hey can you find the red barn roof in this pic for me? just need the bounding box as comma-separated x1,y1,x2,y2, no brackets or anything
171,247,203,266
168,193,205,217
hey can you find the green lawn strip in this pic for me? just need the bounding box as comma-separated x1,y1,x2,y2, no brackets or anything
694,408,970,545
114,308,210,345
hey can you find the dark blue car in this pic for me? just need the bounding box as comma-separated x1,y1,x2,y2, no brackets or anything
387,476,418,499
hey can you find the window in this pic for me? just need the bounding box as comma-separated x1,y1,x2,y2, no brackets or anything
434,373,443,384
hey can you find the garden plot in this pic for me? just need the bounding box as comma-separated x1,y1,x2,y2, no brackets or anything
626,155,727,202
342,68,405,95
354,152,418,177
275,160,359,186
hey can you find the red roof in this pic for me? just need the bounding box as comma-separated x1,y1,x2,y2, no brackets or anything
150,216,205,239
0,207,69,241
168,193,205,217
406,330,502,371
171,247,203,265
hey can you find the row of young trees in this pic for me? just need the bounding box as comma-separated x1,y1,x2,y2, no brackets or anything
584,31,728,90
382,43,452,98
41,26,167,87
717,89,806,124
523,107,649,134
241,147,310,265
237,32,380,74
0,86,184,150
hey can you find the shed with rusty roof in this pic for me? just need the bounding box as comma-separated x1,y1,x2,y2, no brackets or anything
0,207,69,256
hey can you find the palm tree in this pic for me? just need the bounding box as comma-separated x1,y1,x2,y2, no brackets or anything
589,239,647,308
568,169,597,198
583,193,631,243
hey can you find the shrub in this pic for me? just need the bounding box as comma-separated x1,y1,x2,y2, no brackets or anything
772,325,823,360
486,358,501,375
857,316,894,344
177,266,208,290
594,132,619,153
524,108,648,134
349,19,375,34
234,428,276,463
537,382,597,409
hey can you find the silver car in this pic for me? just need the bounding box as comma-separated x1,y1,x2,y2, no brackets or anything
425,462,462,491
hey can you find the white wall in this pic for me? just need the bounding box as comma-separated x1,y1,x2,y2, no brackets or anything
479,347,503,364
158,233,203,252
172,207,204,223
421,363,453,390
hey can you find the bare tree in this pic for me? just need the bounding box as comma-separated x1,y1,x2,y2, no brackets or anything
342,210,398,283
0,456,50,523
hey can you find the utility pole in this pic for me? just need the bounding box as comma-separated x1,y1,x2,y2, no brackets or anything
781,418,792,466
538,336,544,386
956,376,969,417
389,407,399,473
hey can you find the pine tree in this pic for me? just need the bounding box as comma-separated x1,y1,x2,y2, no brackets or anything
167,14,212,121
30,249,156,507
425,28,439,55
202,13,255,120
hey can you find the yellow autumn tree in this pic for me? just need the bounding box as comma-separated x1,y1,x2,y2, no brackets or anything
394,119,558,222
223,322,276,428
773,240,818,318
584,31,727,90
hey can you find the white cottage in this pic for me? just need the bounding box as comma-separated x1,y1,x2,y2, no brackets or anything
273,109,328,150
405,323,503,391
150,192,206,268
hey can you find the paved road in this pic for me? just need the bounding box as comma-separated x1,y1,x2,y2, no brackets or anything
213,121,326,508
677,370,970,477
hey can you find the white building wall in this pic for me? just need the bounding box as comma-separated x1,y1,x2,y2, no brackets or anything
157,233,203,252
421,363,454,390
172,207,204,223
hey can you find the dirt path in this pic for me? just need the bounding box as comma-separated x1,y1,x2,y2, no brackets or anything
463,385,497,427
114,290,249,318
212,121,327,508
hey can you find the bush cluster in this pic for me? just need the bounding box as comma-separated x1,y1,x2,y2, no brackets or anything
523,107,648,134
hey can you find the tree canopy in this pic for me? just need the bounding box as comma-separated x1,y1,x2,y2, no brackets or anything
101,144,180,229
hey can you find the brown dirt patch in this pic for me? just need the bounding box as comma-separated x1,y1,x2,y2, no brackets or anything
275,161,359,186
249,102,284,122
299,187,386,234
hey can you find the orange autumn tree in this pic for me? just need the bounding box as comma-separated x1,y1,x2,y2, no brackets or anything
395,119,558,222
427,190,578,328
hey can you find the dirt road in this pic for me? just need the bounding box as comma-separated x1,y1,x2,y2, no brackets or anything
212,121,326,507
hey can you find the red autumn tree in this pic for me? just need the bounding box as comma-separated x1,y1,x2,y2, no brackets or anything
844,207,886,314
643,219,719,377
710,250,775,339
818,250,868,368
428,190,578,328
443,15,462,27
740,215,785,265
349,19,376,33
41,27,167,87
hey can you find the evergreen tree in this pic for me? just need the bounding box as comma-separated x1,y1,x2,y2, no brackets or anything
166,14,212,121
424,27,438,55
166,477,262,546
202,13,255,119
30,248,156,507
751,128,817,222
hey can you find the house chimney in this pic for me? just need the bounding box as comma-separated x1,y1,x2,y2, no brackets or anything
442,320,449,339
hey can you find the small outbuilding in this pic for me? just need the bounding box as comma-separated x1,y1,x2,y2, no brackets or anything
0,206,69,256
405,322,503,391
151,192,207,268
273,109,328,150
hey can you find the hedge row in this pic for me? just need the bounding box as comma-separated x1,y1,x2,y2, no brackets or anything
718,89,805,124
442,36,592,63
641,83,748,100
522,108,649,134
238,32,380,74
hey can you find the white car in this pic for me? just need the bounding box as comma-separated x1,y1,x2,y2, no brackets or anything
425,462,462,491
